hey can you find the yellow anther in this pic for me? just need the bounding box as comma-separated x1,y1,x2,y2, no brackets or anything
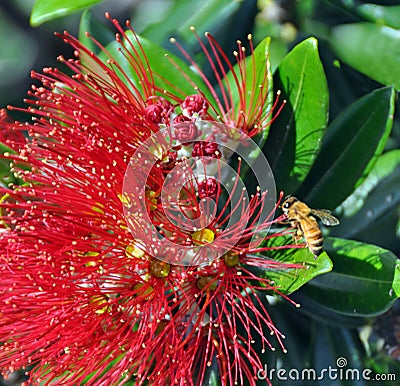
192,228,215,245
150,259,171,278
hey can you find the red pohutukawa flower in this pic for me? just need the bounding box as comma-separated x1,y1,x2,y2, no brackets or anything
0,14,301,386
0,109,26,152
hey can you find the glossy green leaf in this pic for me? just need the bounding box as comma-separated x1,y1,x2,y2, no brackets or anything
31,0,103,26
256,235,333,295
142,0,240,46
0,143,29,187
336,180,400,252
97,31,213,103
331,150,400,252
226,36,273,139
328,0,400,29
330,23,400,90
0,142,16,179
224,37,274,185
336,149,400,217
299,87,395,209
291,291,368,327
393,265,400,298
301,238,400,316
40,353,125,385
263,37,329,193
79,10,114,54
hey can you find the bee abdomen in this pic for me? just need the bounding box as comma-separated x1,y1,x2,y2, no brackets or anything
310,244,323,256
305,229,323,256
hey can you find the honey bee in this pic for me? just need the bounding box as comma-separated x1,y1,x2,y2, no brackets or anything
281,196,339,258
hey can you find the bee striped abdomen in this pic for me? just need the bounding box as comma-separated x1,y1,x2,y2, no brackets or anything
307,234,323,256
301,217,323,257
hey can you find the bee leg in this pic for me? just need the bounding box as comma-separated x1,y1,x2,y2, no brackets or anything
293,228,303,243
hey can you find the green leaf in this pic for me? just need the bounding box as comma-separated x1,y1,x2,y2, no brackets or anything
263,37,329,193
301,238,400,316
224,37,274,187
97,31,213,102
31,0,103,26
291,291,368,327
142,0,240,46
0,143,29,187
256,235,333,295
79,10,114,54
393,265,400,298
0,142,16,179
298,87,395,209
226,36,273,139
330,23,400,90
331,150,400,251
336,149,400,218
328,1,400,31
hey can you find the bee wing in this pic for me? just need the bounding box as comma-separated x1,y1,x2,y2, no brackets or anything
311,209,340,226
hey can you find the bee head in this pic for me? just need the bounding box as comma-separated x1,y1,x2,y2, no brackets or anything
281,196,298,212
